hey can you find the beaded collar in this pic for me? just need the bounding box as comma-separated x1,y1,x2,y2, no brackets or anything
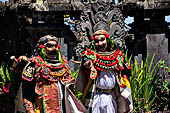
32,56,70,81
82,48,124,71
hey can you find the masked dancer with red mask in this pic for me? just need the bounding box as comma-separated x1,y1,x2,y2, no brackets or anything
14,35,86,113
75,30,133,113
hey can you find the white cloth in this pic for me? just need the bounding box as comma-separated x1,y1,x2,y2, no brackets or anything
64,79,87,113
92,70,117,113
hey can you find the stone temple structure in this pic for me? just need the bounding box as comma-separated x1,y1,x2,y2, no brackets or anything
1,0,170,73
0,0,170,74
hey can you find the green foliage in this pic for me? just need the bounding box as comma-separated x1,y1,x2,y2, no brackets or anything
73,89,82,101
0,63,12,87
125,53,170,112
70,69,79,79
0,62,22,95
130,54,161,112
70,69,83,101
125,50,132,66
152,79,170,112
151,60,170,112
0,62,20,112
162,80,170,93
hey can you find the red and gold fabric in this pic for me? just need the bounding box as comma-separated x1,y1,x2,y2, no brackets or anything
22,55,72,113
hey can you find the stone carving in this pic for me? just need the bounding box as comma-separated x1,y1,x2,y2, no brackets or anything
74,1,127,56
28,0,49,11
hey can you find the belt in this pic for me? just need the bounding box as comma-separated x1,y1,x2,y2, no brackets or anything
96,88,113,94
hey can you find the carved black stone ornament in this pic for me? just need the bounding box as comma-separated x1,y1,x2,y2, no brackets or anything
74,1,128,56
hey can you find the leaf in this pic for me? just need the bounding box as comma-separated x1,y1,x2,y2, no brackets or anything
6,66,11,81
134,58,139,73
137,69,143,80
70,69,79,78
148,53,155,73
128,54,132,66
141,60,143,69
125,50,128,62
0,82,5,85
163,80,170,91
136,77,149,96
0,64,6,82
130,53,164,112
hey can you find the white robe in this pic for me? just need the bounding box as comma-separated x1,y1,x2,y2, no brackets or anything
92,70,117,113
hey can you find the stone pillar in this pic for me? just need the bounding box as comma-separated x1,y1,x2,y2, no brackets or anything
58,38,68,59
146,34,170,81
146,34,168,65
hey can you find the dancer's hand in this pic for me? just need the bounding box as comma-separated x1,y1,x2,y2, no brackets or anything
84,60,91,68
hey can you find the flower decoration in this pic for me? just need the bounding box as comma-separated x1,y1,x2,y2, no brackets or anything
57,44,61,49
90,36,95,40
127,65,131,69
105,34,110,38
39,45,44,48
82,51,85,54
119,67,124,70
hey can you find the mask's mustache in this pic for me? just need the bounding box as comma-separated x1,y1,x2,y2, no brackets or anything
47,50,58,55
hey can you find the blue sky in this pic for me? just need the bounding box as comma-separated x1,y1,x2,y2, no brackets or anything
125,16,134,24
125,15,170,24
0,0,8,2
165,16,170,22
